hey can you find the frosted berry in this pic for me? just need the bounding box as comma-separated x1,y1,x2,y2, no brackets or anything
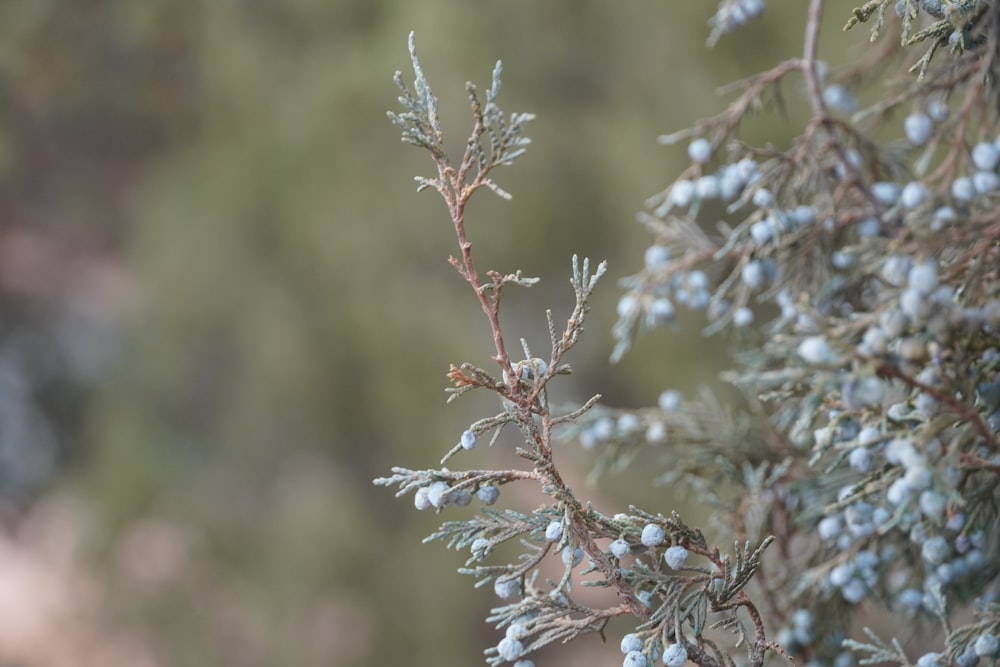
497,636,524,661
664,545,689,569
752,188,774,208
621,633,644,654
562,545,584,567
872,181,901,206
732,307,754,327
427,480,452,508
797,336,836,365
610,538,631,559
644,245,671,268
848,447,872,473
461,429,477,450
477,485,500,505
904,112,933,145
974,634,999,657
916,653,942,667
471,537,492,561
651,298,676,325
658,390,682,411
688,138,712,164
823,84,857,114
662,642,688,667
921,535,950,565
972,142,1000,171
695,175,720,199
952,176,976,201
545,520,563,542
901,181,929,208
625,651,649,667
494,576,521,600
618,294,640,318
973,171,1000,194
670,180,696,207
818,515,842,540
640,523,665,547
414,486,432,511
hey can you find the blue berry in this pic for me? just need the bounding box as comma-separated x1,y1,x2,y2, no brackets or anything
897,588,923,610
506,621,530,640
972,142,1000,171
461,429,477,450
921,535,951,565
741,261,767,289
562,545,584,567
427,480,452,508
621,633,644,654
752,188,774,208
593,417,615,440
952,176,976,201
908,262,939,295
841,578,867,604
829,562,855,587
610,538,631,559
901,181,929,208
471,537,492,561
688,138,712,164
818,515,842,540
494,576,521,600
823,84,857,114
928,100,949,121
644,245,671,268
732,307,754,327
651,298,676,325
974,171,1000,194
477,485,500,505
916,653,942,667
658,390,682,411
797,336,836,365
975,634,999,658
624,651,648,667
618,295,640,318
663,545,689,569
904,113,933,145
662,642,688,667
670,180,696,207
872,181,902,206
545,520,563,542
640,524,665,547
695,175,720,199
414,487,432,511
919,490,947,520
497,636,524,661
848,447,872,473
956,647,980,667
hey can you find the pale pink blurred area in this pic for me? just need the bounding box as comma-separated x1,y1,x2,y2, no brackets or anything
0,497,159,667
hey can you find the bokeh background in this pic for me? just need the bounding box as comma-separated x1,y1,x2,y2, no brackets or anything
0,2,854,665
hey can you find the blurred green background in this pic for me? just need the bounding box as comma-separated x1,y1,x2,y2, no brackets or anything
0,1,845,665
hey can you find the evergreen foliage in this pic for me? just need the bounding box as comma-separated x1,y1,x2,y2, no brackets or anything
377,2,1000,666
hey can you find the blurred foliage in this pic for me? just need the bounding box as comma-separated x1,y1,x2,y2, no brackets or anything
0,0,850,665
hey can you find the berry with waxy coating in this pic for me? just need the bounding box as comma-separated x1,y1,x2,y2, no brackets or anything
641,523,665,547
663,642,688,667
610,538,631,559
664,545,689,569
461,429,477,450
545,520,563,541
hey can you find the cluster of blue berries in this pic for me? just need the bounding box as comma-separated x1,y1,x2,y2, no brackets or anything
413,478,500,510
